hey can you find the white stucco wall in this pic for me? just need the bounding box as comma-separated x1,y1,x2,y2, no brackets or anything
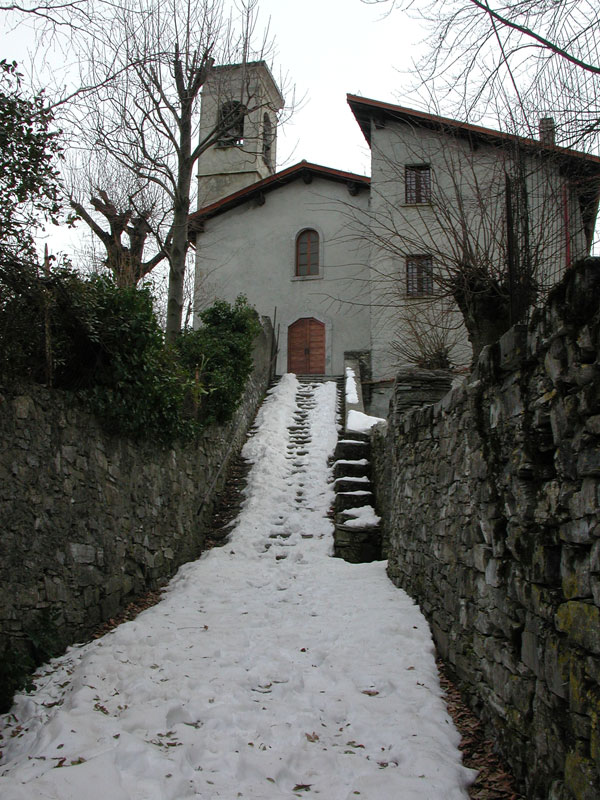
363,117,590,374
194,176,371,376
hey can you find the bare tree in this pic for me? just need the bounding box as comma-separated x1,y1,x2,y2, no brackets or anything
344,109,596,364
1,1,113,28
391,297,464,370
365,0,599,151
63,149,168,286
54,0,286,340
68,190,165,288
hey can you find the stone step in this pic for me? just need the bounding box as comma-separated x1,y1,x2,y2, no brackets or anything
294,374,343,384
333,459,370,479
334,439,370,462
333,524,382,564
334,491,374,512
334,476,372,494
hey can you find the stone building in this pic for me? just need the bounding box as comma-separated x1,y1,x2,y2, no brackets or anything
191,63,600,405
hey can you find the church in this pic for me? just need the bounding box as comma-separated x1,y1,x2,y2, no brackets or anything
191,62,600,410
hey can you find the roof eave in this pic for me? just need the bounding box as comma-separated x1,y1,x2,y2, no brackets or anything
346,93,600,168
190,161,370,230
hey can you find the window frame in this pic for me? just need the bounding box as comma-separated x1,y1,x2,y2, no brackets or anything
406,254,434,297
217,101,246,147
294,228,321,278
262,112,273,168
405,164,432,205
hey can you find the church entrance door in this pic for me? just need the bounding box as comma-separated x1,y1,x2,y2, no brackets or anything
287,318,326,374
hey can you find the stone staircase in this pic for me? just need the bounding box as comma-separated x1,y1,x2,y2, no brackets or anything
292,373,383,563
332,432,382,563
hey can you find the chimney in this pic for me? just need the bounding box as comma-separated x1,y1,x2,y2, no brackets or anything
539,117,556,145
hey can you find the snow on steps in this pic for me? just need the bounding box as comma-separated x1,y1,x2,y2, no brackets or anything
332,359,384,563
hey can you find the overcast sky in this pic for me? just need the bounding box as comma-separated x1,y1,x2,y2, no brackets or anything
0,0,426,254
257,0,425,176
0,0,425,176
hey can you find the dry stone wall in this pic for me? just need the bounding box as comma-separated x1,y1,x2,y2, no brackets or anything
0,322,273,663
371,260,600,800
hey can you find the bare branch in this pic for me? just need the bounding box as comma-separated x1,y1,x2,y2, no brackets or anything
467,0,600,75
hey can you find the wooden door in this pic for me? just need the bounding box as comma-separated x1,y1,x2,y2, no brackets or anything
287,318,326,374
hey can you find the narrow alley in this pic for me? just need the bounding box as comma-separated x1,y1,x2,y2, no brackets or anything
0,376,474,799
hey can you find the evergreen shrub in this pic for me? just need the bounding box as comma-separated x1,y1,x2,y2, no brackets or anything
176,296,262,423
0,261,261,442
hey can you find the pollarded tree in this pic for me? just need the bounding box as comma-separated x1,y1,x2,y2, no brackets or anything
68,0,285,341
69,189,166,288
67,156,168,288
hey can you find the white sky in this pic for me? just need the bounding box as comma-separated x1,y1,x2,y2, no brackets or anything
0,0,425,254
0,0,425,176
256,0,425,176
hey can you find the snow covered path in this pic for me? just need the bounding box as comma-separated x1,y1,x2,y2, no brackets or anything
0,375,474,799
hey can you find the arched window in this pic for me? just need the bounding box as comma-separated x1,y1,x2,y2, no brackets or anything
262,113,273,167
218,101,246,146
295,229,320,276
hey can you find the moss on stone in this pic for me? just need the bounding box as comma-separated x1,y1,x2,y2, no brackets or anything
564,752,598,800
556,602,600,655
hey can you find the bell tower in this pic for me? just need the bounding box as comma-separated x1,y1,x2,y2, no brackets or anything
197,61,284,208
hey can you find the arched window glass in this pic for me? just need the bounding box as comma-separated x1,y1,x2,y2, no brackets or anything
296,229,320,277
218,101,246,146
262,113,273,167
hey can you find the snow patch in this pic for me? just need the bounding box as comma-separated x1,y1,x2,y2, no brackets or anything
342,505,382,528
345,366,359,404
0,374,473,800
347,409,386,433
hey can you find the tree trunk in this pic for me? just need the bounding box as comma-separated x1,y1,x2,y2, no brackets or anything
165,115,193,344
451,269,511,364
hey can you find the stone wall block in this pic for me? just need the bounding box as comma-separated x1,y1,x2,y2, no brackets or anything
521,629,544,679
577,448,600,478
544,638,570,699
530,584,559,622
498,325,527,372
585,415,600,436
561,548,591,600
556,602,600,655
1,320,274,673
577,378,600,416
374,261,600,797
69,543,96,565
568,479,598,520
576,326,595,362
545,339,568,385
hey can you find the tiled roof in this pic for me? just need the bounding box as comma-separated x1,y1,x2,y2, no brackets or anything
347,94,600,168
190,161,370,229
